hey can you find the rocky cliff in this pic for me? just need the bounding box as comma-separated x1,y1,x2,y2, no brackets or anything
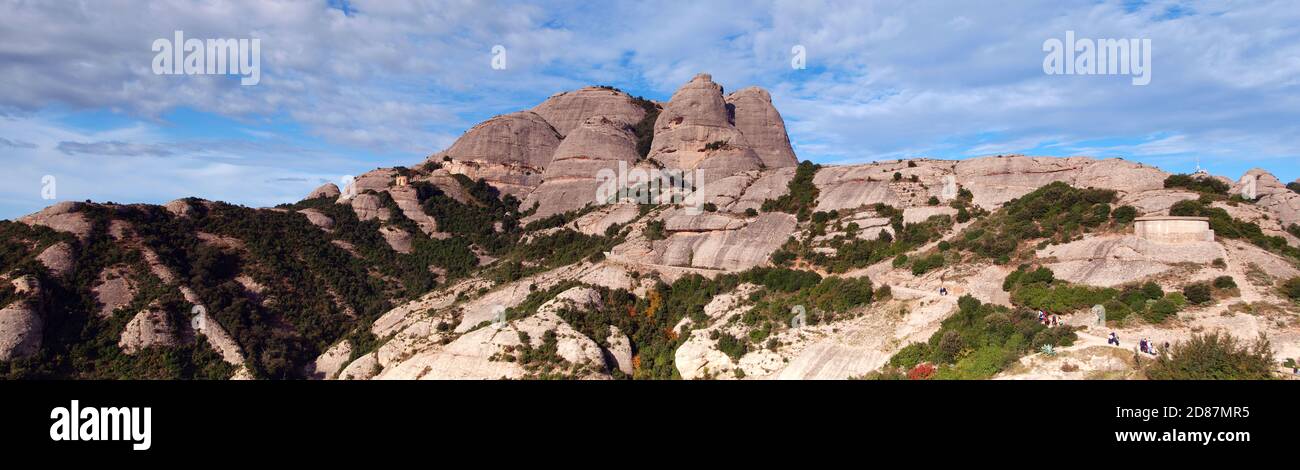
4,73,1299,381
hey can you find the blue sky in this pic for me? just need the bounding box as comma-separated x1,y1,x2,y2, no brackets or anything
2,0,1298,219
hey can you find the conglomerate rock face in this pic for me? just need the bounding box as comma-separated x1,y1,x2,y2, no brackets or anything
725,87,798,169
522,116,642,219
647,73,765,177
11,71,1300,382
531,86,648,138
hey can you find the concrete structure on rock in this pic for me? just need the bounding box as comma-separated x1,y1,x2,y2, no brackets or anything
1133,216,1214,243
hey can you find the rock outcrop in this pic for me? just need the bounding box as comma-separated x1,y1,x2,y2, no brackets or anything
93,266,136,317
647,74,764,176
17,201,91,239
1038,235,1223,287
346,193,389,221
522,116,641,219
0,276,43,361
532,86,648,138
118,307,177,354
310,341,352,380
307,182,341,200
725,87,797,169
437,111,561,198
35,242,75,278
298,208,334,230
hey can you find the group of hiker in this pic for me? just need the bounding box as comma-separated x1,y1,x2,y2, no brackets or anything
1138,338,1167,356
1036,310,1061,328
1107,332,1166,356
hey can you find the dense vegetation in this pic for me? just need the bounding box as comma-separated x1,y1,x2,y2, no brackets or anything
880,295,1076,379
953,182,1120,263
1163,174,1230,195
761,160,820,221
551,267,875,379
773,203,952,273
1145,332,1275,380
1002,265,1185,323
1,206,238,379
1169,198,1300,260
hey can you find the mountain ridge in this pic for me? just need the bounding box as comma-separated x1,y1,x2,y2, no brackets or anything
4,74,1300,380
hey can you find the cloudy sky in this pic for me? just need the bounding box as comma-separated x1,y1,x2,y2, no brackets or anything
2,0,1298,219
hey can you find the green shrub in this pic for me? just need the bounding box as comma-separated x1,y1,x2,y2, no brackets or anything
1146,333,1274,380
703,202,717,212
1141,281,1164,300
716,332,747,361
1112,205,1137,224
954,182,1117,261
1163,174,1230,194
1284,277,1300,300
1183,283,1213,305
761,161,820,219
1165,291,1187,308
910,253,945,276
644,220,666,241
744,208,758,217
1103,299,1133,322
927,196,940,206
1145,299,1178,323
1213,276,1237,290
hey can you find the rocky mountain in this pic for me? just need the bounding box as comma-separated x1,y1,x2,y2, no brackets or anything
3,74,1299,380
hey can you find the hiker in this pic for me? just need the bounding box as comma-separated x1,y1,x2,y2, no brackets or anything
939,287,947,296
1139,339,1147,354
1108,332,1119,346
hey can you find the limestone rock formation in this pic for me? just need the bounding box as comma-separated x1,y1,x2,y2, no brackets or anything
310,341,352,380
346,193,389,221
1037,235,1223,287
118,308,178,354
954,155,1093,208
35,242,75,278
17,201,91,239
387,186,439,235
0,276,42,361
646,212,797,271
298,208,334,230
372,286,610,380
307,182,341,200
163,199,195,218
725,87,797,169
647,74,764,176
337,352,379,380
437,111,561,197
604,326,634,375
343,168,399,197
1238,169,1300,228
532,86,648,138
378,226,414,254
93,266,136,318
523,116,641,219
